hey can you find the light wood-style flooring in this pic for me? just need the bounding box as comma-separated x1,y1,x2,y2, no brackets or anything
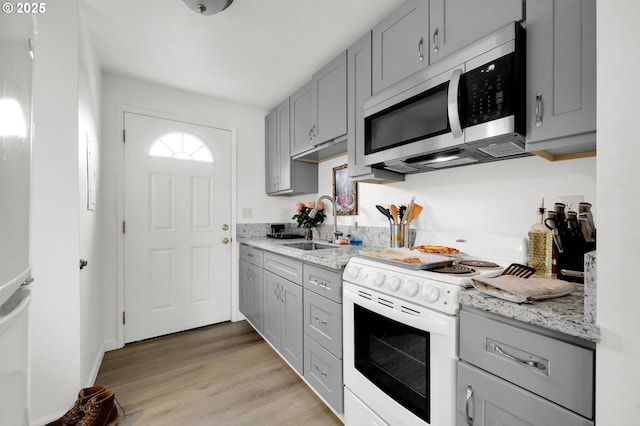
96,320,342,425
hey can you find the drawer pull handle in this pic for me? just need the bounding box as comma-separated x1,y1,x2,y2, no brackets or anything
489,342,546,370
311,279,331,290
465,385,473,425
314,364,327,377
314,316,328,325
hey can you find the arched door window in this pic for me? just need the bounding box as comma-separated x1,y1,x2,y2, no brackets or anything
149,131,214,163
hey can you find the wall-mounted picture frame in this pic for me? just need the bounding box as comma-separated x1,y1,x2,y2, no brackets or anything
333,164,357,215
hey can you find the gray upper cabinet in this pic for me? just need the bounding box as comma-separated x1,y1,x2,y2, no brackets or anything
265,98,318,196
372,0,430,94
311,50,348,145
347,31,404,183
525,0,596,159
290,82,314,157
428,0,523,64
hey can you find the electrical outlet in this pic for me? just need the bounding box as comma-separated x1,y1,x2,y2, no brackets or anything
241,208,252,219
558,195,584,211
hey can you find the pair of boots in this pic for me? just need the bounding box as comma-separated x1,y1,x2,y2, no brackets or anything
46,385,119,426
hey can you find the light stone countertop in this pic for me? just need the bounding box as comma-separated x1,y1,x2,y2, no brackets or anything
458,286,600,342
238,237,379,270
240,235,600,343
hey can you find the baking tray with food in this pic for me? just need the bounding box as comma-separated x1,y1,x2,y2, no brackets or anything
359,248,455,270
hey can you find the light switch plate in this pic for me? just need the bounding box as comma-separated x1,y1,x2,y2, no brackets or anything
558,195,584,211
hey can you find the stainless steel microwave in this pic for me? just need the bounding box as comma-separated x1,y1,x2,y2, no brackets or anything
363,22,529,174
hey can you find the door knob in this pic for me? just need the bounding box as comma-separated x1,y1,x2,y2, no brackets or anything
222,237,230,244
221,224,229,231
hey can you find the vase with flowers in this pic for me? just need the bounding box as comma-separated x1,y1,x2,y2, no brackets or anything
292,200,326,240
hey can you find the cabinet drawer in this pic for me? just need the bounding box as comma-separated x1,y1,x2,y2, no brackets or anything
460,309,594,419
457,362,593,426
304,289,342,358
263,251,302,285
303,264,342,303
304,335,343,413
239,244,263,267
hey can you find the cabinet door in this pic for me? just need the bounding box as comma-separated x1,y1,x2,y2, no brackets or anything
311,51,348,145
525,0,596,157
372,0,429,94
347,31,404,183
264,109,278,194
429,0,522,63
290,82,314,156
281,279,303,374
250,265,264,332
457,362,593,426
262,270,281,348
239,260,253,321
275,98,291,191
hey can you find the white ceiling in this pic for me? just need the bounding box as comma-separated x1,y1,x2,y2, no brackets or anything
80,0,404,111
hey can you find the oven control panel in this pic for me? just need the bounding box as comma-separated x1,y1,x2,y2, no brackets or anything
343,261,460,315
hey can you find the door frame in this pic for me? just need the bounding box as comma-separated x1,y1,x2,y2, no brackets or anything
115,105,238,348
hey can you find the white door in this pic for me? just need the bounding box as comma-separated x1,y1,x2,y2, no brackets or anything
123,112,232,343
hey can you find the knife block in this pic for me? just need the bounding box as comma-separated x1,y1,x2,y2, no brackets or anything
557,235,596,283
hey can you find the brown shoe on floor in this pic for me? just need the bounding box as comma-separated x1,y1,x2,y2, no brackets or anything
45,385,107,426
77,390,118,426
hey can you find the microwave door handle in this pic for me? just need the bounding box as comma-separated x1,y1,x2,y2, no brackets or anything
448,68,463,139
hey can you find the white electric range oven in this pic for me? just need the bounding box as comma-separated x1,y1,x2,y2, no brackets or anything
342,232,527,426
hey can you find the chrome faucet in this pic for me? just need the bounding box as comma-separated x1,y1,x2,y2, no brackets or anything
309,195,343,243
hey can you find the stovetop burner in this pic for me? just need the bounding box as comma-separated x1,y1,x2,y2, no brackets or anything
456,259,501,269
432,264,478,276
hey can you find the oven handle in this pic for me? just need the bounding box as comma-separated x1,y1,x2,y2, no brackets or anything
447,68,464,139
344,287,451,336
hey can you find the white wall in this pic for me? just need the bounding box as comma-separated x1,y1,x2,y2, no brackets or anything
100,73,270,347
313,154,595,238
30,1,82,422
595,0,640,423
77,6,103,392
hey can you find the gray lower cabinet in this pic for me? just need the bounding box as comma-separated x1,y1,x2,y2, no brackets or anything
525,0,596,159
240,248,344,415
263,269,303,375
302,264,343,413
457,362,593,426
239,245,264,332
458,307,595,425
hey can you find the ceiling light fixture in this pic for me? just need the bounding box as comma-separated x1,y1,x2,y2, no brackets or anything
182,0,233,16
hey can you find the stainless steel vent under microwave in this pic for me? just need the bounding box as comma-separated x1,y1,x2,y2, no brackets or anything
363,22,529,174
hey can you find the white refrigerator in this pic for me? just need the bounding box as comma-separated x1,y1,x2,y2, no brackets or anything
0,13,35,426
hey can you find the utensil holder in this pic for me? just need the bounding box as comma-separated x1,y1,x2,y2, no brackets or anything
390,224,403,247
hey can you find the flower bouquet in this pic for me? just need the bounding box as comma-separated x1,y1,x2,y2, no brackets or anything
292,200,326,239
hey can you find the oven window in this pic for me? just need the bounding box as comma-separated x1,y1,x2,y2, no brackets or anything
354,304,430,423
365,81,449,155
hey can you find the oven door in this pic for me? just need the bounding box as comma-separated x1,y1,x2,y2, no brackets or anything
343,282,458,426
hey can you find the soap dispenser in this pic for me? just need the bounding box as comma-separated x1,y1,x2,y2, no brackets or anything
350,222,363,246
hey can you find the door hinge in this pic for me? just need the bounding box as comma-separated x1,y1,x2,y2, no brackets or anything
122,311,126,325
122,129,126,143
122,220,126,234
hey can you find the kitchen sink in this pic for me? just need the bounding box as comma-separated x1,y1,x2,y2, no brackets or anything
283,242,335,251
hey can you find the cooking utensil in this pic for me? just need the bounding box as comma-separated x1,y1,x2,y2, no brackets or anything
407,203,423,223
398,205,407,223
390,204,399,224
543,215,564,254
501,263,537,278
376,205,392,222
